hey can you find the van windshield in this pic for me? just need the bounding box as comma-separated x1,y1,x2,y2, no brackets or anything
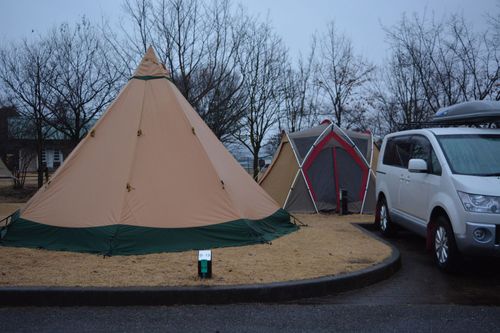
437,134,500,176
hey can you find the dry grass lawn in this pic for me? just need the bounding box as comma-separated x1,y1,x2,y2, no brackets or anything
0,201,389,287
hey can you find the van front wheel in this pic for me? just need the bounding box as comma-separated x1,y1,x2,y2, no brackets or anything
377,198,397,237
433,216,460,272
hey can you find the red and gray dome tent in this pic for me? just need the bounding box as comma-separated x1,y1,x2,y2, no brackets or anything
259,120,378,214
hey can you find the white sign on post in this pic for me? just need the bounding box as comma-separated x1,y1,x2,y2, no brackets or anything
198,250,212,261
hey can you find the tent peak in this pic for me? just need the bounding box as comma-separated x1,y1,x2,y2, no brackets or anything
132,46,170,79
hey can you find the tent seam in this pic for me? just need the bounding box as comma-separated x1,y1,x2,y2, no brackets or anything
19,83,136,219
167,82,243,218
115,80,148,229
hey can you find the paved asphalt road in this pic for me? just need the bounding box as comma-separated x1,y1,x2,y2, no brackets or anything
0,304,499,332
1,223,499,332
298,223,500,306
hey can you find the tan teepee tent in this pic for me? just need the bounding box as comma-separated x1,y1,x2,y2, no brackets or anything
1,47,296,255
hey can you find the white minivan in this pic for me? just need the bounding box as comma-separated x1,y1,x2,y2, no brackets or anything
375,126,500,271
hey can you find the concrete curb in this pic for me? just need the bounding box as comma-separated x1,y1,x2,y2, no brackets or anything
0,223,400,306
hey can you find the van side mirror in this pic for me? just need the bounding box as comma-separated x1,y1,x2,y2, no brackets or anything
408,159,428,173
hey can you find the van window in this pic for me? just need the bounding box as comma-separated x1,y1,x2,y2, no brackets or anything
382,139,397,166
411,136,441,175
411,136,430,161
430,150,442,175
394,136,412,168
437,134,500,176
383,136,412,168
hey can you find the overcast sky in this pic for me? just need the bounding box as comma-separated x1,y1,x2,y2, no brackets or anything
0,0,498,65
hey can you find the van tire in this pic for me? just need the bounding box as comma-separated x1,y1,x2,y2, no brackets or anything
377,198,397,237
433,215,461,272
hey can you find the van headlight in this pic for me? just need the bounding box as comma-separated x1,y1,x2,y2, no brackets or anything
457,191,500,214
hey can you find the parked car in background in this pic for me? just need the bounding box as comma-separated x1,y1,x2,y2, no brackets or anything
375,101,500,272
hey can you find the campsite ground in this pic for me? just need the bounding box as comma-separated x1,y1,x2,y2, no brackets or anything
0,179,391,287
0,176,37,203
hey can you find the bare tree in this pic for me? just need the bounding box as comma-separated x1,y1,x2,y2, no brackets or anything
117,0,246,143
374,12,500,134
489,5,500,100
279,39,320,133
194,68,246,142
234,18,287,179
371,48,430,132
0,39,55,188
4,113,33,188
448,15,500,101
488,1,500,46
316,22,375,128
12,150,36,189
122,0,152,54
44,18,122,147
385,14,495,112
